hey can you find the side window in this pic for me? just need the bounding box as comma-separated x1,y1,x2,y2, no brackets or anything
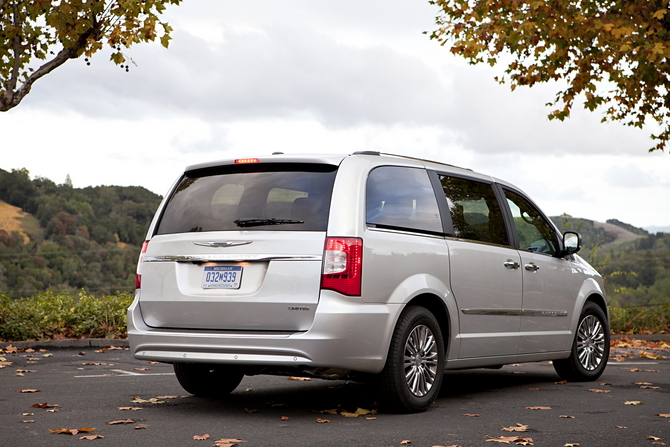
366,167,442,234
504,190,558,256
438,175,509,246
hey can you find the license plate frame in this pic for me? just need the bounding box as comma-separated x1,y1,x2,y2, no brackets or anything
201,265,243,289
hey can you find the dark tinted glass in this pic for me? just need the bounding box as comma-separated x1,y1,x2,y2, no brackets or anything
155,164,336,234
438,175,509,245
366,167,442,234
504,189,558,256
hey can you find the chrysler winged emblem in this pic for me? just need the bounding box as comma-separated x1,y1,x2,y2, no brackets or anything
193,241,253,248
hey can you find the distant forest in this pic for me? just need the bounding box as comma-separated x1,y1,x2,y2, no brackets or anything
0,168,162,298
0,167,668,308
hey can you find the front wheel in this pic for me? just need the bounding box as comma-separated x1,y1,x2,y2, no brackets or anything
173,363,244,397
377,306,445,413
553,302,609,381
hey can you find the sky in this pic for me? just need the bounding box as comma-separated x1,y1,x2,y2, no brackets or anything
2,0,669,231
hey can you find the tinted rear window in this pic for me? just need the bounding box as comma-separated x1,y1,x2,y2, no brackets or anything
155,164,337,234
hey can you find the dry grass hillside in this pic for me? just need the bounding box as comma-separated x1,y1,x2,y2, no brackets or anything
594,221,644,250
0,200,33,244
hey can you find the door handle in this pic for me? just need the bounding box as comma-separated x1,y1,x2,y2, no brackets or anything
504,259,520,269
524,262,540,272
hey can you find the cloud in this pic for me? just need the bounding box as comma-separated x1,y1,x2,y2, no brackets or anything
604,164,656,188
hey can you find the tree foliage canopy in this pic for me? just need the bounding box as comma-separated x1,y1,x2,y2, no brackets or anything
430,0,670,152
0,0,181,111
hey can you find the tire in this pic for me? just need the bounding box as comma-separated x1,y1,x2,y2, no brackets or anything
173,363,244,397
553,302,610,381
377,306,445,413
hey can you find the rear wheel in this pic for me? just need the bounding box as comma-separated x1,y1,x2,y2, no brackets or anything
173,363,244,397
377,306,445,413
553,302,609,381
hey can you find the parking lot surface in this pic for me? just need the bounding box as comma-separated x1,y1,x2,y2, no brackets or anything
1,341,668,447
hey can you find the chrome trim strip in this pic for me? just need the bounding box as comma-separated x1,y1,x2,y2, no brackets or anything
193,241,253,248
145,254,322,263
523,309,568,317
461,309,523,316
461,308,567,317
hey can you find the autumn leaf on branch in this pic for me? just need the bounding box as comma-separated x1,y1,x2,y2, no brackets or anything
429,0,670,152
0,0,183,111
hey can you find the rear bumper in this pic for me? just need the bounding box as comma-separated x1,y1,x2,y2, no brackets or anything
127,290,400,374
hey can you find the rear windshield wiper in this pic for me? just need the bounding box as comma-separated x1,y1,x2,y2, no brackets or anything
233,218,304,228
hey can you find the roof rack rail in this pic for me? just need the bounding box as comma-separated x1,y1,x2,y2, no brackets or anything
351,151,380,156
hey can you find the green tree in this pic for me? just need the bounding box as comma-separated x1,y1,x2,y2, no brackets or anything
430,0,670,151
0,0,181,111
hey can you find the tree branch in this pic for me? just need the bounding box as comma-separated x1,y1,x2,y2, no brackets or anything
1,23,100,112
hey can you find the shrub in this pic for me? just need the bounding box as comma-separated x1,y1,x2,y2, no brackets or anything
0,291,134,341
609,304,670,334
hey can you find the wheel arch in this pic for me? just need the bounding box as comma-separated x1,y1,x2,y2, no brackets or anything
405,293,451,356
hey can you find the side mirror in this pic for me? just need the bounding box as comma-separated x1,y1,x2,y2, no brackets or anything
562,231,581,255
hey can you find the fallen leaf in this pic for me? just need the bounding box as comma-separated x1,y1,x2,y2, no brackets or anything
588,389,611,393
555,380,567,384
615,426,627,429
46,409,59,413
118,407,143,411
155,395,179,399
287,376,311,381
16,369,36,373
486,435,534,444
560,415,575,418
213,438,245,447
5,345,18,353
42,353,52,358
149,361,160,364
243,408,258,414
639,351,664,360
640,386,661,389
657,414,670,418
23,413,34,416
95,348,107,353
564,444,580,446
107,345,124,350
133,368,149,371
82,362,111,366
107,419,134,425
598,382,612,386
79,435,104,440
316,418,330,423
528,388,539,391
463,413,480,417
18,389,40,393
130,397,165,404
0,361,13,368
193,434,210,440
648,436,662,441
623,401,645,405
501,423,528,432
134,425,147,430
280,416,290,421
341,411,359,418
525,406,551,410
636,382,653,385
320,408,340,415
401,441,412,445
49,427,95,435
78,351,87,356
22,420,34,423
32,403,59,408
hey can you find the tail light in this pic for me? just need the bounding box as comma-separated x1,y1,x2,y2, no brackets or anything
321,237,362,296
135,240,150,289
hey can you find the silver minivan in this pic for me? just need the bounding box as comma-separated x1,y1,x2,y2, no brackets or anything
128,152,609,412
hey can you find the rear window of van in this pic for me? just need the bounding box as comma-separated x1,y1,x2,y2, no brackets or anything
155,164,337,234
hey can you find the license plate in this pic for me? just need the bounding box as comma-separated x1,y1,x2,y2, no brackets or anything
201,266,243,289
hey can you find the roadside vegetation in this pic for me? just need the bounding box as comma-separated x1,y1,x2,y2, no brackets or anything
0,291,667,342
0,291,133,342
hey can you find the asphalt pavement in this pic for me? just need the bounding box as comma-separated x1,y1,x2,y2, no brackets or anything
1,339,668,447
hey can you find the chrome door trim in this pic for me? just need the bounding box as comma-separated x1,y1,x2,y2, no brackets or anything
462,309,567,317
